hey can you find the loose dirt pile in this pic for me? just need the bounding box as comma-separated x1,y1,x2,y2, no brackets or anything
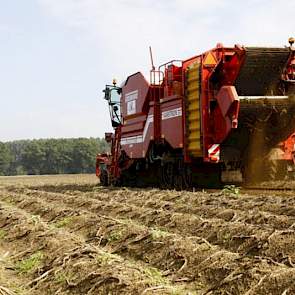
0,175,294,294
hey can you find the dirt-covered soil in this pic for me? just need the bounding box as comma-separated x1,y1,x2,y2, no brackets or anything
0,174,294,294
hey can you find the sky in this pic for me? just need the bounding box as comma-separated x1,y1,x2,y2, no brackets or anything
0,0,294,141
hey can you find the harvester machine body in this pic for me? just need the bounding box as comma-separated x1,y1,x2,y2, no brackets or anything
99,40,295,188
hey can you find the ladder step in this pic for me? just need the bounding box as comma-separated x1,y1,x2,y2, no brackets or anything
189,126,200,132
188,133,201,139
188,143,201,150
187,96,199,101
187,104,199,112
190,150,203,157
187,76,198,83
188,114,200,121
187,85,199,92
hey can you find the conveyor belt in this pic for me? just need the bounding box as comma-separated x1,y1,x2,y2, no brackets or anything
234,48,295,146
219,47,294,172
235,47,290,96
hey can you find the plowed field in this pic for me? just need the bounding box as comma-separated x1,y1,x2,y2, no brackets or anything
0,175,294,294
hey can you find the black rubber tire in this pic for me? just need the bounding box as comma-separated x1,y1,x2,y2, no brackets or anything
161,162,174,189
100,170,109,186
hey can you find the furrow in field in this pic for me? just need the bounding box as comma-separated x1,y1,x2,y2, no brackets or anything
25,184,295,220
3,188,295,268
1,190,295,295
9,186,295,231
0,199,197,295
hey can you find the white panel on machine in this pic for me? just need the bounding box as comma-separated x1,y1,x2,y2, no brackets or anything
125,90,138,115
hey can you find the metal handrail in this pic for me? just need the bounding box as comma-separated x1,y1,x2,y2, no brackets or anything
150,69,165,85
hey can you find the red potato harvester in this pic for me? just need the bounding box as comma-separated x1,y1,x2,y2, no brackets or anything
97,38,295,188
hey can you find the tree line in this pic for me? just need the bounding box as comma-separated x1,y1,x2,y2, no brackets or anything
0,138,109,176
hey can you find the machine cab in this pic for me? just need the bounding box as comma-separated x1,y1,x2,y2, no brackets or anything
103,79,122,128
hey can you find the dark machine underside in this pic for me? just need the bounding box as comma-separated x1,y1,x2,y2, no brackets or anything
221,47,295,180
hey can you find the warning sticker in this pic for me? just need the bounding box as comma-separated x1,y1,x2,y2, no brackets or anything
127,100,136,115
125,90,138,115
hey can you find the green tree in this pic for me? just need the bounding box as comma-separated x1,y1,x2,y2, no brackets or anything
70,138,98,173
2,137,108,176
21,140,46,175
5,140,30,175
0,142,13,175
98,138,110,153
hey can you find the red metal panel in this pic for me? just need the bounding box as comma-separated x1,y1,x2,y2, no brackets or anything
200,57,213,161
120,72,152,160
142,108,154,157
121,108,155,159
121,72,150,119
212,86,240,143
123,114,146,125
281,133,295,161
122,122,144,134
121,131,143,159
199,46,245,162
161,98,183,149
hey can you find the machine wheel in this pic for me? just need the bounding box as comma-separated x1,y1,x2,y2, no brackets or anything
174,159,183,190
160,158,192,190
100,170,109,186
182,164,192,189
174,160,192,190
161,162,174,189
